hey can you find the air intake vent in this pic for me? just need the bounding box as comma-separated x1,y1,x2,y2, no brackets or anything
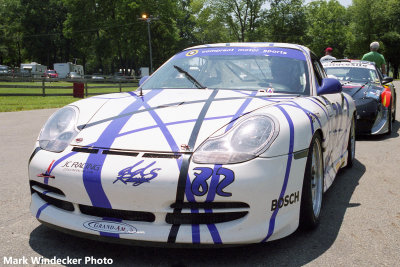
79,204,155,222
166,211,248,224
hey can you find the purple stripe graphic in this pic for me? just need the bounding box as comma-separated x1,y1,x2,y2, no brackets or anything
36,203,50,219
204,90,258,243
83,90,161,210
262,105,294,242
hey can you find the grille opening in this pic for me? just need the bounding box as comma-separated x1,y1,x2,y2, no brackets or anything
142,153,182,159
102,150,139,157
37,192,74,211
30,180,65,196
71,147,99,154
79,204,155,222
170,202,249,210
166,211,248,224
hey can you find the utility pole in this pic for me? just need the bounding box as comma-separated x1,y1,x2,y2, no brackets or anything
138,14,159,74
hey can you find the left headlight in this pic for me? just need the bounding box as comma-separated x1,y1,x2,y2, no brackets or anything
193,115,279,164
39,106,79,152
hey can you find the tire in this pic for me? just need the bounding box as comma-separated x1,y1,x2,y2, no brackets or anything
300,133,324,230
392,96,396,122
387,101,393,135
346,115,356,168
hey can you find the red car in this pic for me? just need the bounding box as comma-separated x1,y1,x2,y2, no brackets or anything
45,70,58,78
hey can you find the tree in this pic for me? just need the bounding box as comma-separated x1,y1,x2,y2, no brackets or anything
265,0,306,43
303,0,350,58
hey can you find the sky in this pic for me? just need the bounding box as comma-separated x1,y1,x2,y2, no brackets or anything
306,0,353,7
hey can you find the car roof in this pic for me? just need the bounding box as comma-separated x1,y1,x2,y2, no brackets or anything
183,42,309,53
322,59,376,70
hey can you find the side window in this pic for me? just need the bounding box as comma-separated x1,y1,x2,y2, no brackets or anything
311,55,325,86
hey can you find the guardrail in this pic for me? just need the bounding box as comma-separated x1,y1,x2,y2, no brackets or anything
0,77,139,97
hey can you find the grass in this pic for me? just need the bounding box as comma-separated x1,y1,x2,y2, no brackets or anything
0,81,137,112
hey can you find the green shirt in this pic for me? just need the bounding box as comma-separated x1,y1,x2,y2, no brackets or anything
362,51,386,67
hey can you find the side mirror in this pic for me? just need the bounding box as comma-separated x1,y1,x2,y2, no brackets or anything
382,76,393,85
317,78,342,95
139,75,149,86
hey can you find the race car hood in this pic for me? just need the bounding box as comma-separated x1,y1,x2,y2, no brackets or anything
71,89,294,153
342,82,383,99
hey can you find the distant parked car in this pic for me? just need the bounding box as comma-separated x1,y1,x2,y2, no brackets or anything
112,71,131,81
44,70,58,78
0,65,10,75
91,73,105,80
66,72,82,79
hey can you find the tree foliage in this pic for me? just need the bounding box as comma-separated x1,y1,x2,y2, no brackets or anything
0,0,399,77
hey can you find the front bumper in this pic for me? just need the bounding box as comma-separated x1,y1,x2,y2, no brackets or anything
29,147,308,245
355,98,389,135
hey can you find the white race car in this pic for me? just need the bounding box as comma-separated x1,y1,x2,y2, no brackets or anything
29,43,356,246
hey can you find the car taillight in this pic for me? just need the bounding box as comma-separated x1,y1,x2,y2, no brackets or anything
381,86,391,108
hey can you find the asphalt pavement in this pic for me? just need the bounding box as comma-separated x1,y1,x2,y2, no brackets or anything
0,83,399,266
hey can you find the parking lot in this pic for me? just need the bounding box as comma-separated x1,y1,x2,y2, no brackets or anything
0,83,399,266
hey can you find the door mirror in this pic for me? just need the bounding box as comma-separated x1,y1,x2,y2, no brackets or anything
382,76,393,85
139,75,149,86
317,78,342,95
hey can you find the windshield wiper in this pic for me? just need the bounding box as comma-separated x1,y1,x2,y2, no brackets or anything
173,65,207,89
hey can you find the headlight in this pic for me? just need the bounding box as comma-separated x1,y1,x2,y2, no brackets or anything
193,115,279,164
39,106,79,152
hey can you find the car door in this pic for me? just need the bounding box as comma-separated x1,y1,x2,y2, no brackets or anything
311,55,347,174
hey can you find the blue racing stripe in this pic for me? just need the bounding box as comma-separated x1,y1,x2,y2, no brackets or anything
36,203,50,219
82,90,161,210
262,105,294,242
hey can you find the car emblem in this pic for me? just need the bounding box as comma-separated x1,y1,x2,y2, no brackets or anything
75,138,83,143
180,144,190,151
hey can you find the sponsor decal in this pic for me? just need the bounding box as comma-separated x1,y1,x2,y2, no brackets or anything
113,160,161,186
186,50,198,57
83,220,137,234
191,167,235,197
37,160,55,178
267,88,274,93
271,191,300,211
61,161,101,173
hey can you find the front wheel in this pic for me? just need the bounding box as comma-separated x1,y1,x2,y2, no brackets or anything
299,133,324,230
346,115,356,168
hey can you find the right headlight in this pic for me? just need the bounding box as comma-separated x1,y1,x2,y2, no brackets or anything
192,115,279,164
38,106,79,152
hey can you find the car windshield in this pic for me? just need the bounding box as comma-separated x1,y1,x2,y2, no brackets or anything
142,47,310,95
325,67,379,83
47,70,56,73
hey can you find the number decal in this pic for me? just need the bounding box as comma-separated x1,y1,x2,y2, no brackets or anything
191,167,213,196
215,167,234,197
191,167,235,197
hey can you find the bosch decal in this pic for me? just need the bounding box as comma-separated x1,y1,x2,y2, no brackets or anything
113,160,161,186
191,167,235,197
271,191,300,211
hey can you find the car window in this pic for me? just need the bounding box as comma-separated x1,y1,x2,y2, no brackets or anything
325,67,379,83
142,47,310,95
311,55,325,86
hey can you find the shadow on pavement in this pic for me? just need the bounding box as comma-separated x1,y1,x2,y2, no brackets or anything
29,159,366,267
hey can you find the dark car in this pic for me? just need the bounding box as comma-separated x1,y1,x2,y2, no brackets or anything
323,59,396,135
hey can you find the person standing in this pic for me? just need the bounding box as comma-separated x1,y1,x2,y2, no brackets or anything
320,47,336,63
362,41,386,75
